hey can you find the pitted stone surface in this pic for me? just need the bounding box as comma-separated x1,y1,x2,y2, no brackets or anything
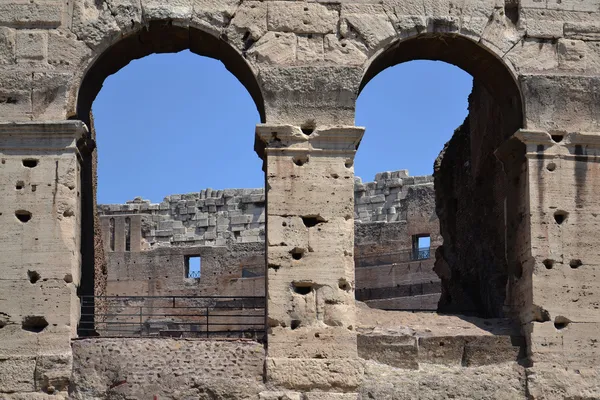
0,0,599,398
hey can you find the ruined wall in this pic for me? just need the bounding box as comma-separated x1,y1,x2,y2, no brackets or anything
97,171,441,308
1,0,600,398
354,172,442,310
434,81,520,318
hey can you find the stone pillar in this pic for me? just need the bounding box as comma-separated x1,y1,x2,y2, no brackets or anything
515,130,600,396
0,121,85,395
257,124,364,393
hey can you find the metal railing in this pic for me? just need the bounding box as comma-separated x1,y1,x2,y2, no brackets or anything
355,247,432,267
412,247,431,261
79,295,266,341
187,270,201,279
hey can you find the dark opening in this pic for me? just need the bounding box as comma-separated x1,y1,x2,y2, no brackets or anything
125,217,131,252
543,259,554,270
28,270,41,284
554,211,568,225
293,155,309,166
109,218,115,251
293,283,313,295
290,248,305,261
551,135,564,143
301,215,327,228
21,316,48,333
569,259,582,269
15,210,32,223
22,159,38,168
554,316,571,330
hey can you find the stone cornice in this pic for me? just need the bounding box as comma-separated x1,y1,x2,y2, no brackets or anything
256,124,365,155
0,121,88,152
496,129,600,162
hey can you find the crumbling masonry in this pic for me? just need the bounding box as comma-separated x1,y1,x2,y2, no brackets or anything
0,0,599,398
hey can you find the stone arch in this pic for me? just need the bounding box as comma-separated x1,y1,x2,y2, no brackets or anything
355,32,526,318
73,20,267,335
359,33,523,137
74,21,266,126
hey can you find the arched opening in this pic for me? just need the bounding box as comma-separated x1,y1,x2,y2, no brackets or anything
76,23,267,340
354,60,472,314
355,34,526,320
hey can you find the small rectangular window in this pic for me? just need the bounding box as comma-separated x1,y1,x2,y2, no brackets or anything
411,234,431,260
185,256,201,279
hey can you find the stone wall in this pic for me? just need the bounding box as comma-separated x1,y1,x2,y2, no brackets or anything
97,171,442,308
68,308,528,400
434,81,524,318
1,0,600,397
71,339,266,399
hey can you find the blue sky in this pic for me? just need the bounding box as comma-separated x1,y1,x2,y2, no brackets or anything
93,50,472,204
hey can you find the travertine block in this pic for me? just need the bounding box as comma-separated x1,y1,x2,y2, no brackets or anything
266,358,363,391
16,30,47,62
0,1,63,28
0,356,36,393
267,2,339,34
0,28,16,64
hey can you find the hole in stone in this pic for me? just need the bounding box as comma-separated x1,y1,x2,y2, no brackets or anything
64,273,73,283
63,209,75,218
291,320,301,330
314,332,320,338
268,263,281,271
344,159,353,168
292,282,312,295
15,210,32,223
543,259,554,270
554,316,571,330
290,247,305,260
569,259,582,269
293,155,309,166
439,341,445,347
15,181,24,190
21,316,48,333
338,278,351,291
28,270,40,284
31,185,36,192
301,125,315,136
554,211,568,225
331,173,339,179
22,159,38,168
301,215,326,228
282,221,287,227
547,162,556,172
551,135,564,143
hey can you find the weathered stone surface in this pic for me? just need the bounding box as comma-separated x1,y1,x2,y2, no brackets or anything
267,2,339,35
0,1,63,28
71,339,266,399
360,360,527,400
0,27,16,64
0,1,599,397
